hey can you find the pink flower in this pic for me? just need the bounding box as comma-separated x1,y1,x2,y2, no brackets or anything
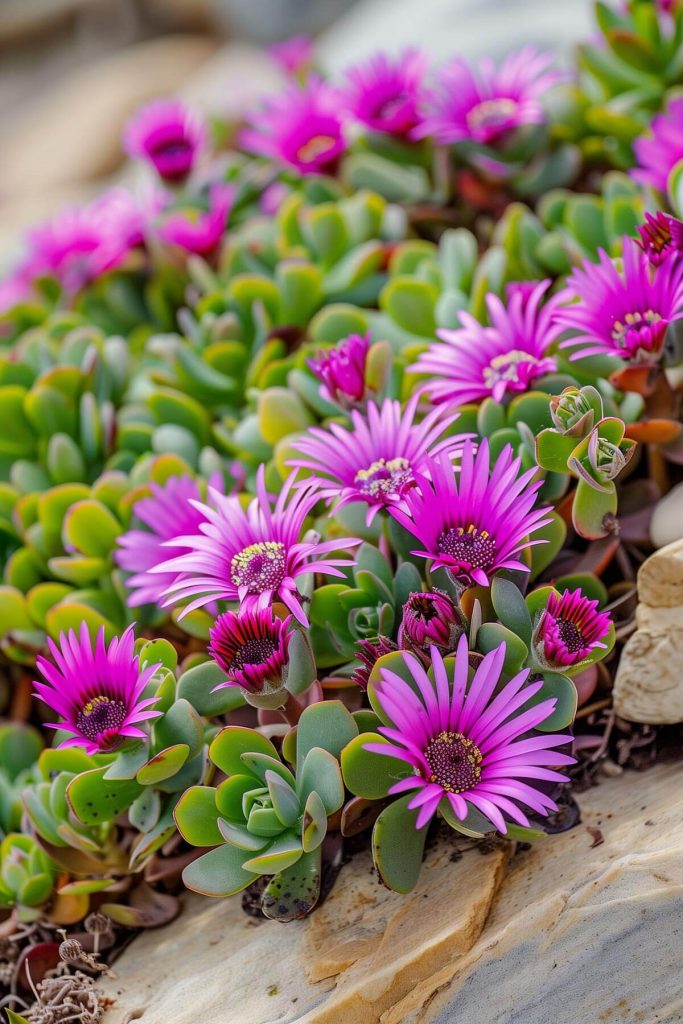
152,466,360,627
308,332,371,408
389,439,551,588
240,78,346,175
268,36,314,80
415,47,564,146
632,96,683,195
635,211,683,267
155,183,233,257
209,607,291,695
340,50,427,137
413,280,562,406
532,589,611,670
364,636,574,831
123,99,206,182
288,394,467,525
34,624,161,755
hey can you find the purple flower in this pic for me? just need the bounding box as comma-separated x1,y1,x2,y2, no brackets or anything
532,589,611,670
635,211,683,267
389,439,551,588
289,394,467,525
240,78,346,175
0,271,33,315
632,96,683,195
413,280,562,406
155,183,233,257
398,590,464,657
209,608,291,695
308,332,371,408
116,475,218,609
352,635,398,690
268,36,314,80
152,466,360,627
415,47,563,146
123,99,205,182
555,237,683,363
33,623,161,755
340,49,426,137
364,636,574,831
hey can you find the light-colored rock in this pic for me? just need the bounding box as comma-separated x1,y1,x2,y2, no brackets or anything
101,838,508,1023
0,35,217,198
181,43,283,119
102,764,683,1024
637,538,683,608
650,482,683,549
613,605,683,723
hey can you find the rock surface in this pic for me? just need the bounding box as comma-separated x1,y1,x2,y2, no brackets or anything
101,763,683,1024
650,481,683,549
614,538,683,723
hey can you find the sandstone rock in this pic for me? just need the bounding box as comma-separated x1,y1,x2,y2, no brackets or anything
650,481,683,549
101,764,683,1024
0,35,217,198
637,538,683,608
181,43,282,120
613,604,683,723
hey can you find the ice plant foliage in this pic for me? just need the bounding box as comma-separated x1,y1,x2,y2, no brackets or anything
154,466,359,625
555,238,683,363
240,78,346,174
416,47,563,145
390,440,551,587
532,590,611,670
413,280,562,406
289,394,467,523
33,624,160,755
365,637,574,831
123,99,206,182
340,50,426,137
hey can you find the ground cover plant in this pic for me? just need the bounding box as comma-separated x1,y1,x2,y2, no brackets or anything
1,1,683,1017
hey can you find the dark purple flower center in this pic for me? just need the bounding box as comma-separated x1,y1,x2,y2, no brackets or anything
228,637,278,671
354,456,413,501
437,525,497,572
150,137,192,159
76,696,127,743
297,134,337,164
424,730,482,793
467,97,518,134
230,541,287,594
556,617,585,655
407,593,440,622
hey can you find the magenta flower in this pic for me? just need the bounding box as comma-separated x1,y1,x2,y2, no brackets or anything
413,280,562,406
532,589,611,670
636,211,683,267
116,476,218,609
632,96,683,195
340,49,426,137
268,36,314,80
398,590,464,657
289,394,466,525
415,47,563,146
33,624,161,755
555,237,683,363
389,439,550,588
155,183,233,257
240,78,346,175
0,271,33,315
308,332,370,408
152,466,360,626
123,99,205,182
208,608,291,695
365,636,574,831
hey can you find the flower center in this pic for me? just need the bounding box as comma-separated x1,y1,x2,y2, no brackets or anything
151,137,192,159
230,542,286,594
354,456,414,500
611,310,665,357
228,637,278,671
483,350,540,389
437,524,497,572
467,97,518,134
297,134,337,164
424,731,482,793
76,696,127,743
407,593,439,622
556,618,585,655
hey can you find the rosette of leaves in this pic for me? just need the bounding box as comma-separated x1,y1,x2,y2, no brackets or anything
175,701,359,921
494,173,644,280
0,833,58,922
308,542,422,669
576,1,683,166
536,386,637,538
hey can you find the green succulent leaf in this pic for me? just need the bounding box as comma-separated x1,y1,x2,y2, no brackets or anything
491,577,533,646
182,844,255,897
210,727,279,778
341,733,413,800
261,847,322,922
372,794,427,894
66,768,142,825
298,748,344,816
174,786,221,847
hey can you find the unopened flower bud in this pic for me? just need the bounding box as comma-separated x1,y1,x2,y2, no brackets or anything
398,590,465,657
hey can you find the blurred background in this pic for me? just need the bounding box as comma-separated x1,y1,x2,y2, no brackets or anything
0,0,595,257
